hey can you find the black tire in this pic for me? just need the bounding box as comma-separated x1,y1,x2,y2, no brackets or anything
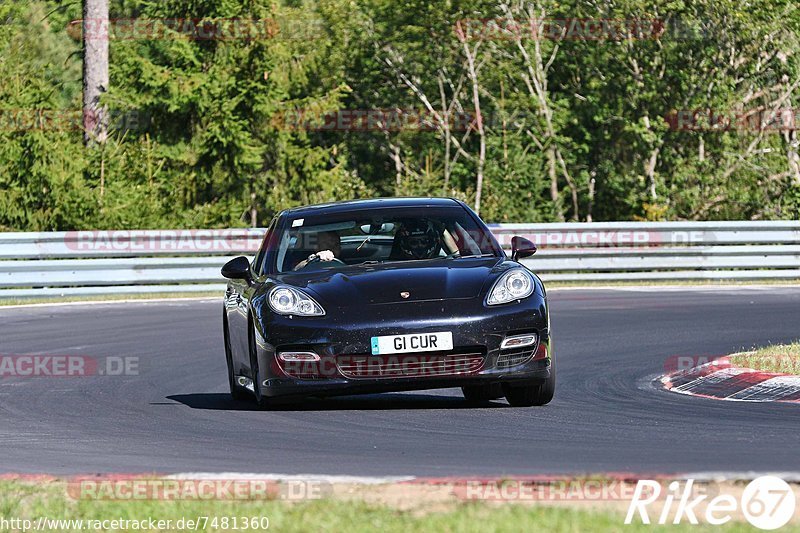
461,384,503,403
223,314,249,401
503,361,556,407
248,317,271,409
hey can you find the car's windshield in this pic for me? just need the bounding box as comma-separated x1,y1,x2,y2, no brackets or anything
273,206,500,273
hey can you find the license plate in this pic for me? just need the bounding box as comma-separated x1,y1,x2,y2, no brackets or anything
371,332,453,355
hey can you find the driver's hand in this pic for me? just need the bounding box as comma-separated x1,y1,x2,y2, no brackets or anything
317,250,335,261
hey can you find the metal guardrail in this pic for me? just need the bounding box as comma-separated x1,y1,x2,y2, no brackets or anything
1,221,799,299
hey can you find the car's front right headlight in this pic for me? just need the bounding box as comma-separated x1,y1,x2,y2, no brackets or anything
486,269,534,305
268,286,325,316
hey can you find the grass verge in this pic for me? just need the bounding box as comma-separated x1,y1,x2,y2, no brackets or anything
0,480,763,533
729,342,800,374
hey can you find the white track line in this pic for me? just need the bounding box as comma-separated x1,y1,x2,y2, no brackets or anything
0,296,219,310
549,284,800,292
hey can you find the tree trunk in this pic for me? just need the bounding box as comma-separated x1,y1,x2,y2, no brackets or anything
548,147,564,221
787,130,800,187
83,0,109,145
586,172,596,223
646,146,660,200
250,187,257,228
698,136,705,162
462,41,485,215
391,144,402,188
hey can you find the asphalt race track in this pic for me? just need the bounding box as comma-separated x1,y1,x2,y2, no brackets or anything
1,287,799,476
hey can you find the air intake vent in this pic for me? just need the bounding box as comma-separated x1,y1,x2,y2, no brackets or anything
337,353,485,379
496,349,534,368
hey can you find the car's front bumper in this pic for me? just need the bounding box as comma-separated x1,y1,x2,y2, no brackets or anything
249,295,551,399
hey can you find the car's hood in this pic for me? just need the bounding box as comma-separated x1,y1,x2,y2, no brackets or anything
273,257,507,307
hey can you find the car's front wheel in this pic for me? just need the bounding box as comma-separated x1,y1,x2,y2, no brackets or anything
248,317,271,409
224,314,249,401
503,361,555,407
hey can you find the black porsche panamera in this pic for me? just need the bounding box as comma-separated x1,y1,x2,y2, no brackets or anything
221,197,554,407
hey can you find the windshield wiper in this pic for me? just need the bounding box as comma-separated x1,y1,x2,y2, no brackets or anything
355,235,371,251
447,253,494,259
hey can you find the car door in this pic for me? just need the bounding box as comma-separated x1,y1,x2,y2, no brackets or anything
226,217,277,379
225,271,251,379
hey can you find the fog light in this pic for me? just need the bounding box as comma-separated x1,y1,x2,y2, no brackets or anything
236,375,255,392
500,333,538,350
278,351,320,362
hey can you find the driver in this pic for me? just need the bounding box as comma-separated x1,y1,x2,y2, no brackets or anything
293,231,342,270
392,220,442,260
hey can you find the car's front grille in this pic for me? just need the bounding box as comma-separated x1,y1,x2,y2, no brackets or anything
496,349,534,368
337,352,485,379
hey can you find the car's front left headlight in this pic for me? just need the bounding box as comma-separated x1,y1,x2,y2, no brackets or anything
486,268,535,305
268,286,325,316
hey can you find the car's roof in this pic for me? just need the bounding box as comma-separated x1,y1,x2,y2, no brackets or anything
281,197,464,218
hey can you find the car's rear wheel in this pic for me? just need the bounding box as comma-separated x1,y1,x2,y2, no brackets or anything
223,314,248,401
503,360,556,407
248,317,271,409
461,384,503,403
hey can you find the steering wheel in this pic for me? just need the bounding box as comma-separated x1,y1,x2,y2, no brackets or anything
298,255,346,269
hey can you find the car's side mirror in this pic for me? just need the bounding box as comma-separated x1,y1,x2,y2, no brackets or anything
511,236,537,261
221,256,252,280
